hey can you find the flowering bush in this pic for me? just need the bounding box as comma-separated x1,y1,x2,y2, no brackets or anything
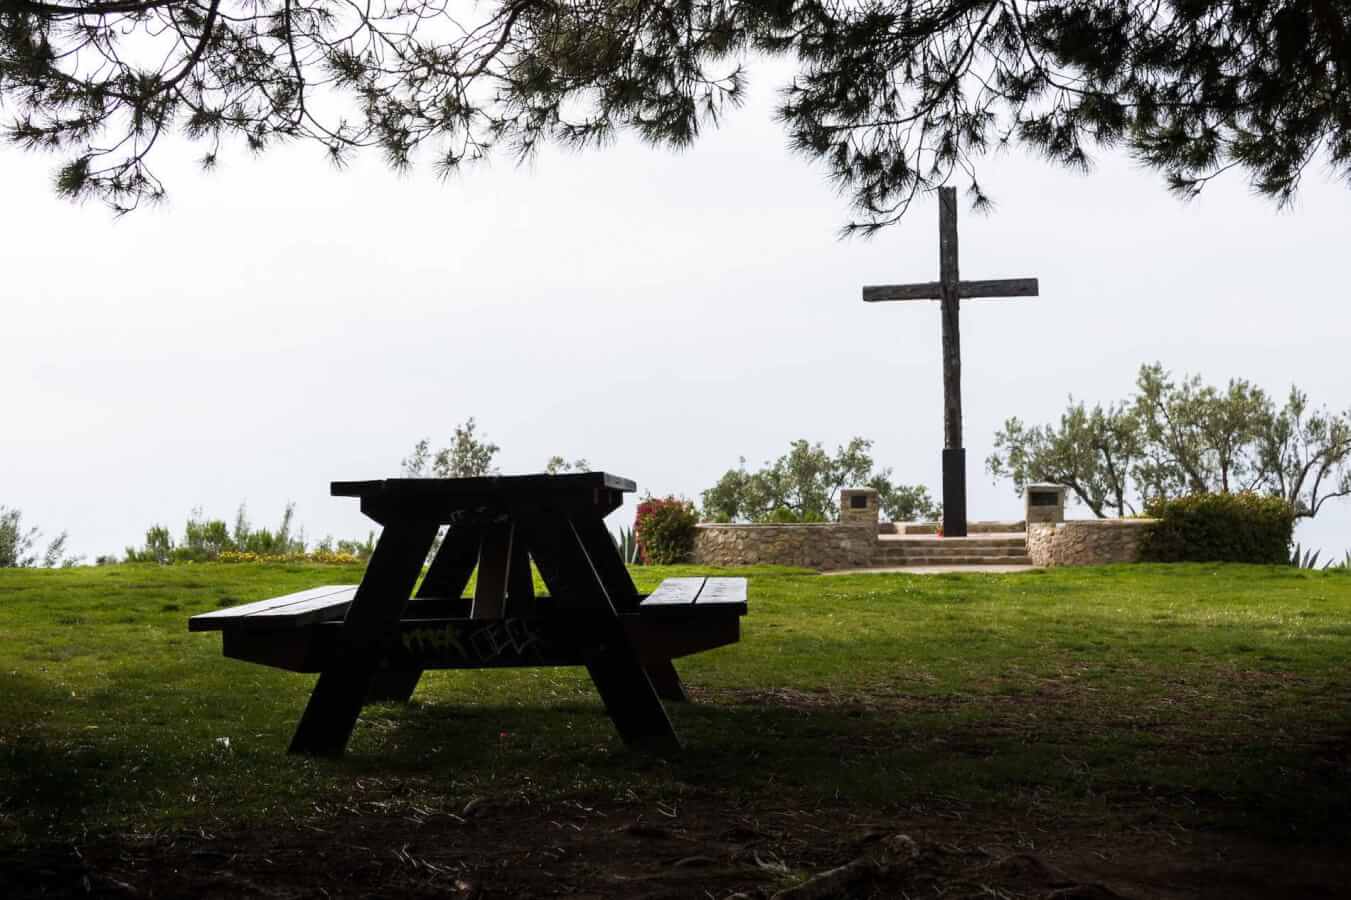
634,496,698,565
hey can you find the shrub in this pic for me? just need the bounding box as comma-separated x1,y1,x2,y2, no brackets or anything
123,504,374,564
1139,493,1294,564
124,525,174,564
634,497,698,565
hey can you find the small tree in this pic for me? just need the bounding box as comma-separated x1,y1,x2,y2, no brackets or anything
126,525,175,564
702,437,938,523
1133,364,1269,497
403,418,499,478
1259,389,1351,519
544,456,590,474
989,400,1140,518
989,364,1351,521
0,506,77,568
868,475,942,524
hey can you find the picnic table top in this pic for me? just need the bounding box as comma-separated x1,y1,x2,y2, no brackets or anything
332,472,637,499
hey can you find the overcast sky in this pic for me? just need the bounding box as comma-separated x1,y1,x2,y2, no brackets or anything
4,57,1349,562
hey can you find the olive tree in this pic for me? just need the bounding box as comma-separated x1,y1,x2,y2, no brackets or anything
988,364,1351,520
702,437,939,523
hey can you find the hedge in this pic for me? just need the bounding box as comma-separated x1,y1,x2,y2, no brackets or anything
1139,493,1294,564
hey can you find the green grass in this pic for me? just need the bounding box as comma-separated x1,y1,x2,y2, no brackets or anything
2,562,1349,848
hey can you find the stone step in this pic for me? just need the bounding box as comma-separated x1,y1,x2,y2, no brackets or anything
875,555,1033,566
875,546,1028,560
870,533,1030,568
877,535,1027,545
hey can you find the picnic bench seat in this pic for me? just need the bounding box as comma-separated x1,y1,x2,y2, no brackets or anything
190,575,745,664
190,575,747,695
188,585,358,632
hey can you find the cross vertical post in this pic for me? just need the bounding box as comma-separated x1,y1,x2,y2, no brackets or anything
937,187,967,536
860,187,1040,540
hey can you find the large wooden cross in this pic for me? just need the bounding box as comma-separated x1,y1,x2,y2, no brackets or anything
862,187,1039,538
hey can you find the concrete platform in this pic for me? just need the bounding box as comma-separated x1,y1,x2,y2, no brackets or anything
825,564,1042,576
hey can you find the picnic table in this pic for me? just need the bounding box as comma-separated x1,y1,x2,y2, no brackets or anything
189,472,746,756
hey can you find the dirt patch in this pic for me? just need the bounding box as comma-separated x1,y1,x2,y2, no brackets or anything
4,789,1347,899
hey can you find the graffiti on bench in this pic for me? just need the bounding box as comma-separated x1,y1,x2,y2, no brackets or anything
399,618,551,666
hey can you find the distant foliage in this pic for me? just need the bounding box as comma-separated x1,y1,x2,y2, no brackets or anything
403,418,500,478
218,549,364,565
634,497,698,566
126,504,304,563
313,533,377,560
123,504,369,564
1139,493,1295,565
702,437,939,524
990,364,1351,520
401,418,593,563
0,506,79,568
545,456,591,475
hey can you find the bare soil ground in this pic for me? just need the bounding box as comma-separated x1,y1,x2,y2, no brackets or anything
5,789,1348,900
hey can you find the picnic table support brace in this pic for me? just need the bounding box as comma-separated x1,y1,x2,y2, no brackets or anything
289,520,439,755
521,508,682,749
586,641,682,752
365,521,485,703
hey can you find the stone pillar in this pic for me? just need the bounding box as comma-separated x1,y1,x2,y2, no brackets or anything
1024,483,1067,524
840,488,880,528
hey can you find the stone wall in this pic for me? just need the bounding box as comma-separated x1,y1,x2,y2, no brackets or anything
1027,519,1156,566
693,523,876,571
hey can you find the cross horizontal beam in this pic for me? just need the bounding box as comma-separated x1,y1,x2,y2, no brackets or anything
862,277,1039,303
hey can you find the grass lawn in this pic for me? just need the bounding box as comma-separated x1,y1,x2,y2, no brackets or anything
2,561,1349,898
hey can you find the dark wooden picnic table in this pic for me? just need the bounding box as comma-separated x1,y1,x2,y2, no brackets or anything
190,472,746,756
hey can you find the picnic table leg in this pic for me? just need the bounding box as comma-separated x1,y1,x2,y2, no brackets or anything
365,670,424,704
289,520,438,755
366,522,483,704
642,659,690,703
586,640,682,753
518,508,681,751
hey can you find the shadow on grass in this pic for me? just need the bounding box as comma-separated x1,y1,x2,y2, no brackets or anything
4,660,1348,850
339,686,1351,845
0,672,145,839
2,659,1340,848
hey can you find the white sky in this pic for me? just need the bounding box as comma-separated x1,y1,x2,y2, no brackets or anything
3,58,1349,561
